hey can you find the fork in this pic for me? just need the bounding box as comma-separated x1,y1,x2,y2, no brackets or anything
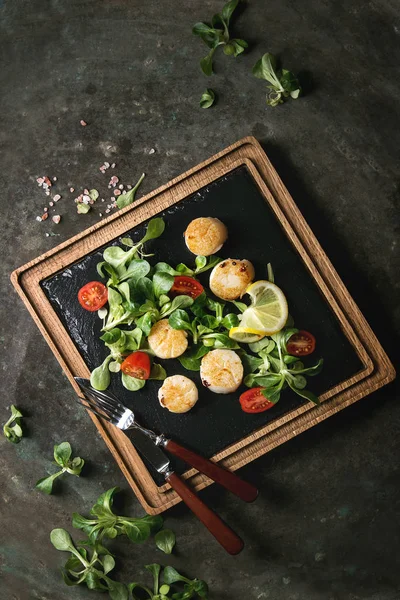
74,377,258,555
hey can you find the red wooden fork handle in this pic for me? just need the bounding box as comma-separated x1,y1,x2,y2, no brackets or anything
166,471,244,555
164,439,258,502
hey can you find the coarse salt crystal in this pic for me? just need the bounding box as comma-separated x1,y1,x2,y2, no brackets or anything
53,194,61,202
80,120,87,126
118,184,124,189
104,162,110,168
36,216,42,222
127,184,132,189
45,190,51,196
114,189,121,196
101,198,105,202
105,208,110,213
122,190,127,194
110,176,119,185
37,177,44,185
149,148,156,154
52,215,61,224
53,176,57,181
83,188,89,195
70,187,75,193
99,213,103,217
82,195,91,204
44,207,48,212
111,163,116,168
45,233,49,237
49,201,54,207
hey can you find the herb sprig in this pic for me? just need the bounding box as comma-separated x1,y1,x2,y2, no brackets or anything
200,89,215,109
72,487,163,543
50,529,125,595
243,328,323,405
3,405,24,443
193,0,248,76
253,53,301,106
36,442,85,494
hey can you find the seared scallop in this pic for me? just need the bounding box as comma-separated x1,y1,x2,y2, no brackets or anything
148,319,188,359
184,217,228,256
209,258,255,301
158,375,199,413
200,349,244,394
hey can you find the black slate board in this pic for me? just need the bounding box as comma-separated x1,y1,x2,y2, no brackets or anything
42,165,363,485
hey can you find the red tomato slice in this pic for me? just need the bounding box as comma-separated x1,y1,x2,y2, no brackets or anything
121,351,151,380
239,388,275,414
170,276,204,300
286,330,316,356
78,281,108,312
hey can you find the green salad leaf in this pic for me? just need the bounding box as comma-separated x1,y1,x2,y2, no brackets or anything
253,53,301,106
36,442,85,494
155,529,176,555
200,89,215,108
193,0,247,76
3,405,24,444
72,487,163,543
116,173,145,210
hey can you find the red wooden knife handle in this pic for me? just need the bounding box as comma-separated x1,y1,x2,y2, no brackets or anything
164,439,258,503
166,471,244,555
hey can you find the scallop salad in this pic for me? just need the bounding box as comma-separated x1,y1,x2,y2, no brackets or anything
78,217,323,415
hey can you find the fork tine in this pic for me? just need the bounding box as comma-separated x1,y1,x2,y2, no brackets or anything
83,389,125,418
75,398,115,423
75,378,127,412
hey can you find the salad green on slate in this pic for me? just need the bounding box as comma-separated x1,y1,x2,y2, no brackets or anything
192,0,248,76
77,215,323,414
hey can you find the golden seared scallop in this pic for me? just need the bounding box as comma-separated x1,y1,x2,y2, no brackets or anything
209,258,255,301
158,375,199,413
148,319,188,359
200,349,244,394
184,217,228,256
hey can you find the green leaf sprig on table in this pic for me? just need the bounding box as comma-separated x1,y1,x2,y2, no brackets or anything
72,487,163,543
50,527,209,600
200,89,215,109
253,53,301,106
243,328,323,405
50,528,128,598
154,529,176,555
116,173,145,210
36,442,85,494
193,0,248,76
3,405,24,443
129,564,208,600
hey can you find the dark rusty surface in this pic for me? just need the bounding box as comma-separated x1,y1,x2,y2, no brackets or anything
0,1,399,599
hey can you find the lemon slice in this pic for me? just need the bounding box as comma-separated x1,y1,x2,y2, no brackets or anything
229,326,265,344
240,280,288,335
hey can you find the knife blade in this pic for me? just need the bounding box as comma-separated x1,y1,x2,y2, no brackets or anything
127,426,170,475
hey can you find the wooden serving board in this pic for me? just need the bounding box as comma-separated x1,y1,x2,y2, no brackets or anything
11,137,395,514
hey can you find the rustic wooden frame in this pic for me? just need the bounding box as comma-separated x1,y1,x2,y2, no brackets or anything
11,137,395,514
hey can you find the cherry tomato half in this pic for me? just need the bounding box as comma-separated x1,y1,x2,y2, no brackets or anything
121,351,151,380
78,281,108,312
239,388,275,414
170,276,204,300
286,330,316,356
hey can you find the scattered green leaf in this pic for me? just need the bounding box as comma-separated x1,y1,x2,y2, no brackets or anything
3,405,24,444
155,529,176,554
200,89,215,109
253,53,301,106
36,442,85,494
